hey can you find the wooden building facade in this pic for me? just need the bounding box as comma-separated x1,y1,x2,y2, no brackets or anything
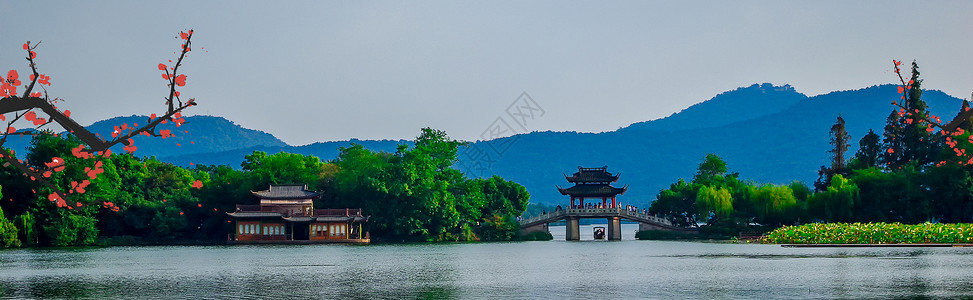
226,184,369,244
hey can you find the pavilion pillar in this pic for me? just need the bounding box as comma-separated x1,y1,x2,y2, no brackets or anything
602,197,607,208
571,196,575,209
565,217,580,241
611,196,617,209
607,217,621,240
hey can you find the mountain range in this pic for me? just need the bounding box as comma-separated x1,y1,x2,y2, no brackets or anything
3,83,965,206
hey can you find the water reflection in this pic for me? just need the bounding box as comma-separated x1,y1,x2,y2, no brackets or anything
1,236,973,299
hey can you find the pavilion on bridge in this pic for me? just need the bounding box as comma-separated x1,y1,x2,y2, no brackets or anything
519,166,690,240
226,184,369,244
557,166,628,209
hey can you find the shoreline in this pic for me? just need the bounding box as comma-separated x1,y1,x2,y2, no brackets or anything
781,243,973,248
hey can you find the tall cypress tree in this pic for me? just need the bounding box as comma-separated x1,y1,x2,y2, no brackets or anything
881,110,905,168
829,115,851,170
852,129,881,169
883,61,939,169
954,100,973,133
816,115,852,191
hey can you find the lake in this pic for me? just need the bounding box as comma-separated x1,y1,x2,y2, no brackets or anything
2,224,973,299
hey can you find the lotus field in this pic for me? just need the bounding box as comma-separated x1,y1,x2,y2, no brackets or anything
761,223,973,244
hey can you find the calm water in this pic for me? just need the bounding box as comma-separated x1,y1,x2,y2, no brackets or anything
2,224,973,299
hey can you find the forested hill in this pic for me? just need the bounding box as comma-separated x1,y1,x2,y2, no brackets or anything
459,84,965,206
2,84,965,206
621,83,807,132
2,115,288,160
157,139,409,168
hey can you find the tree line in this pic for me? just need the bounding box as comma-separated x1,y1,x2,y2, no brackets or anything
650,62,973,236
0,127,529,247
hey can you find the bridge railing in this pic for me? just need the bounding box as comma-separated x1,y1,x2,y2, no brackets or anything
519,207,674,227
520,210,566,225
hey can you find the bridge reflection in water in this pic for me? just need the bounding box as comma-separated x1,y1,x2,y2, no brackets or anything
518,207,691,240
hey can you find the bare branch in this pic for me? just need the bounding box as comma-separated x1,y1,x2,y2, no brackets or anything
21,42,42,99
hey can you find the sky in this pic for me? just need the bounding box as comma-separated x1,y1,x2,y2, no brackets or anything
2,1,972,146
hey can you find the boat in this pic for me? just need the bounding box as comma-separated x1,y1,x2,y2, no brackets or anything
593,227,605,239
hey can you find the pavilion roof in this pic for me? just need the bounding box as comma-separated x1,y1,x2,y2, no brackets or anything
251,184,321,200
565,166,619,183
226,211,284,218
556,184,627,197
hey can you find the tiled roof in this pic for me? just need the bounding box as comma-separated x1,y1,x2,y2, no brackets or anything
565,166,619,183
557,184,627,196
316,216,354,222
226,212,284,218
251,184,322,200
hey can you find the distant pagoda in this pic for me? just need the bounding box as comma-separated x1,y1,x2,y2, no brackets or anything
557,166,627,209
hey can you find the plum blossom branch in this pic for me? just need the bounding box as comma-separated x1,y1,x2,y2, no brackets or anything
0,30,201,206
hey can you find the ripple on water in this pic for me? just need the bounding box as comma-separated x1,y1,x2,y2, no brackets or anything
1,240,973,299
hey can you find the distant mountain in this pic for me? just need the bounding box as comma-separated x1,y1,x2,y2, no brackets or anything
1,115,287,160
3,84,963,208
621,83,807,132
87,115,288,158
457,84,965,206
159,139,408,168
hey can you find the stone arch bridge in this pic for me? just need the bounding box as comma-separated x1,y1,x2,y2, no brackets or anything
518,207,695,240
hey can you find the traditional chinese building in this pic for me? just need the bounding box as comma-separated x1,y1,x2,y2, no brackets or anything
557,166,628,209
226,184,369,244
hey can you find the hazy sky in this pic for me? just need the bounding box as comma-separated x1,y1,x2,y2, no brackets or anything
2,1,972,145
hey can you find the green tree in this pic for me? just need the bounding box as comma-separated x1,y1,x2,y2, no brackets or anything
881,110,906,168
694,154,728,185
333,128,527,241
808,174,859,222
748,184,799,226
14,211,35,246
816,116,852,191
848,129,881,170
922,163,973,223
696,185,733,221
830,115,851,170
883,62,939,168
0,187,21,248
650,179,699,227
242,151,326,187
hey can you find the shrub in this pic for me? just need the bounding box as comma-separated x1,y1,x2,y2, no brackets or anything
762,222,973,244
518,231,553,241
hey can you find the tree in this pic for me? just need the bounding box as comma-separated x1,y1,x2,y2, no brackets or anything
696,185,733,221
816,116,852,191
829,115,851,170
922,163,973,223
242,151,327,187
849,129,881,170
0,31,200,209
0,187,21,248
808,174,859,222
748,184,799,226
694,153,728,184
652,154,737,227
885,60,945,167
881,110,907,168
649,179,698,227
333,128,528,241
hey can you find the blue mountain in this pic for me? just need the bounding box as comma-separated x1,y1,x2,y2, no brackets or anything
457,84,964,205
4,84,964,208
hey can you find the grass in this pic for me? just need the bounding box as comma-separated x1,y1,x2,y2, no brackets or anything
761,222,973,244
